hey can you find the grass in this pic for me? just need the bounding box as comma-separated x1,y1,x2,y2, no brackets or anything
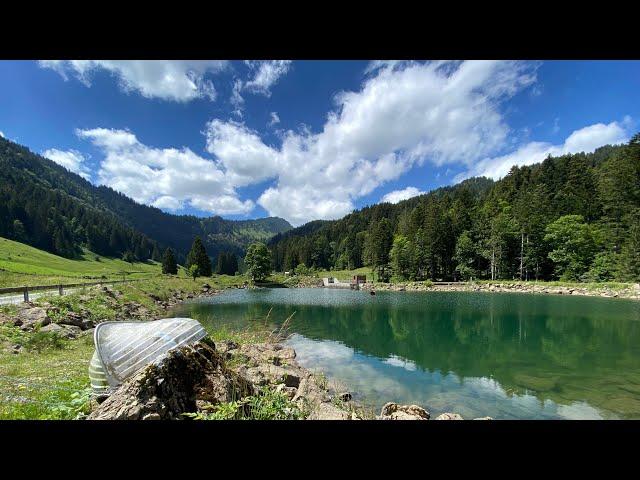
322,266,372,282
0,236,159,287
0,327,94,419
184,386,306,420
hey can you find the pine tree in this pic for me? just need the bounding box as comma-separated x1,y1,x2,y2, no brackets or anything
162,247,178,275
151,244,162,262
186,236,212,277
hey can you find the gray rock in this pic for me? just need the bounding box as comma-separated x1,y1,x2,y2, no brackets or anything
14,305,51,331
379,402,430,420
307,402,351,420
41,323,82,339
337,392,352,402
473,416,493,420
142,413,162,420
434,412,464,420
275,383,297,399
58,311,94,330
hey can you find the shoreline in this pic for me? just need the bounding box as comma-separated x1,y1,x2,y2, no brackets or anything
285,276,640,300
2,281,470,420
359,281,640,300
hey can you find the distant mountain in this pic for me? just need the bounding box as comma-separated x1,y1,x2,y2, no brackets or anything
0,137,292,263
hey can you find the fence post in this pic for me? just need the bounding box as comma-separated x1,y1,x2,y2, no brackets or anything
23,287,29,303
59,284,63,296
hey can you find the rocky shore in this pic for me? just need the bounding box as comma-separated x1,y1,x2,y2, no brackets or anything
359,280,640,300
1,281,480,420
88,338,481,420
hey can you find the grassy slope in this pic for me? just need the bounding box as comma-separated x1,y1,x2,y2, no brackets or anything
0,237,160,287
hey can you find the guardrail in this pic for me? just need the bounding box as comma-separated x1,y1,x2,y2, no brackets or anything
0,278,145,303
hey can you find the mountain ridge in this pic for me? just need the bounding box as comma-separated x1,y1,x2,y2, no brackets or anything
0,136,291,263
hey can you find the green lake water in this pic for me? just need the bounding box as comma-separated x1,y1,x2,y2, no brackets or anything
169,288,640,419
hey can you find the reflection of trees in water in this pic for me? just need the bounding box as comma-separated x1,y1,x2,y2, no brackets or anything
177,293,640,417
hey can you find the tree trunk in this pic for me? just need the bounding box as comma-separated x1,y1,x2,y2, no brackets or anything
491,245,495,281
520,232,524,280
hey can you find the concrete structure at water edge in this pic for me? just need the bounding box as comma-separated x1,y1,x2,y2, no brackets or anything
322,275,367,290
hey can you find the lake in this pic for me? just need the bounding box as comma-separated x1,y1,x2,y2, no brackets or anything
169,287,640,419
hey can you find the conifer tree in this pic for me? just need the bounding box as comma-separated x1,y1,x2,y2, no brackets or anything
162,247,178,274
186,236,212,277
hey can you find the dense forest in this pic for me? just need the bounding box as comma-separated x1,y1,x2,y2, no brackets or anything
0,137,291,264
270,135,640,283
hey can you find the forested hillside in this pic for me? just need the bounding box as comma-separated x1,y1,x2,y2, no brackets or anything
270,135,640,282
0,137,291,264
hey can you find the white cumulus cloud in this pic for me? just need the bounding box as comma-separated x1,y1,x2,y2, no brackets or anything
42,148,92,180
381,186,425,204
244,60,292,96
456,119,631,181
76,127,253,215
204,60,538,225
38,60,228,102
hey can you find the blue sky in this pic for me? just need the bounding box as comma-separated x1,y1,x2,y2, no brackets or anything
0,60,638,226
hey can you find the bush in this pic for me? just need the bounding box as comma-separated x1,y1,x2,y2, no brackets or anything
24,331,66,352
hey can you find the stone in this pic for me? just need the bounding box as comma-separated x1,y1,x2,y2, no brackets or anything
379,402,430,420
275,383,298,399
80,327,95,338
307,402,351,420
292,375,331,405
337,392,352,402
473,416,493,420
215,340,237,355
40,322,84,339
58,311,94,330
434,412,464,420
14,305,51,331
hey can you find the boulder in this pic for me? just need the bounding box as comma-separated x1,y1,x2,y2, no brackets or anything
58,311,94,330
307,402,351,420
40,322,82,339
292,375,331,405
379,402,430,420
14,305,51,331
434,412,464,420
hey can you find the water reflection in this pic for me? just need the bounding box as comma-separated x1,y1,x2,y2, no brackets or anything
170,288,640,419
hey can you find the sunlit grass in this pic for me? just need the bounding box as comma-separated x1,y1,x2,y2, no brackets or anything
0,237,159,287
